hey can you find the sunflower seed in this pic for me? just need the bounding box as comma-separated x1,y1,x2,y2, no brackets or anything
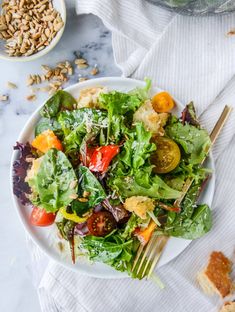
0,95,8,101
26,94,36,101
7,81,17,89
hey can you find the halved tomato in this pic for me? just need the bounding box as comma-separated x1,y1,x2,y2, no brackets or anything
151,136,181,174
30,206,56,226
87,211,117,236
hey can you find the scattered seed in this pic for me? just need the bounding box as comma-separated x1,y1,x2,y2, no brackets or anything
78,197,88,202
57,241,64,252
78,77,88,82
75,58,87,65
7,81,17,89
26,75,34,86
0,94,8,101
26,94,36,101
40,86,51,92
90,67,99,75
69,194,78,200
77,63,88,69
83,191,90,198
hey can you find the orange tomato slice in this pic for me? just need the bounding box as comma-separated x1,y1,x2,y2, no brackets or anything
152,91,175,113
32,129,63,153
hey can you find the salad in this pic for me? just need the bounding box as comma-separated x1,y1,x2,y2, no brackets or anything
13,80,212,278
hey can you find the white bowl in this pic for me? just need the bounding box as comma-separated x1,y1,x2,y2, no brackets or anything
10,77,215,278
0,0,66,62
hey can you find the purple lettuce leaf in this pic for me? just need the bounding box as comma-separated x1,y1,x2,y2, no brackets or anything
12,142,36,205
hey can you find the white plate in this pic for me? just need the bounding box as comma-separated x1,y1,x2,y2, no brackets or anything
10,77,215,278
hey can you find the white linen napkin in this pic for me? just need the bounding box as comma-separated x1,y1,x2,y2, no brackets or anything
30,1,235,311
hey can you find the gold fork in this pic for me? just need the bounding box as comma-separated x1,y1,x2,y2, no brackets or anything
131,105,233,280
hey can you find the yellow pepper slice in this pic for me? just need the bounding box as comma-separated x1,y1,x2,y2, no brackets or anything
60,207,88,223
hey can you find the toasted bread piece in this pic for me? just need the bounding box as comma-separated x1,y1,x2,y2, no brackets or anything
197,251,233,298
220,302,235,312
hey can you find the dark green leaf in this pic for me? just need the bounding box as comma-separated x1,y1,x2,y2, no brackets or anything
58,108,107,154
35,117,63,137
166,120,211,164
71,166,106,217
40,90,77,118
164,204,212,239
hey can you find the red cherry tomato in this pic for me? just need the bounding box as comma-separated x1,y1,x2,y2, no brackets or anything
87,211,117,236
30,206,56,227
89,145,120,173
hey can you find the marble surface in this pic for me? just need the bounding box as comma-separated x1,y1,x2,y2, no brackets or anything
0,2,120,311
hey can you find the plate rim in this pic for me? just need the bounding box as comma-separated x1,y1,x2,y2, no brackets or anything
9,76,215,279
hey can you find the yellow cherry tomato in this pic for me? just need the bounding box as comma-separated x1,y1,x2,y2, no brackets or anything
151,91,175,113
60,207,88,223
151,136,181,174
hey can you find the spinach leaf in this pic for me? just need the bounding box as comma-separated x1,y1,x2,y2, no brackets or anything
166,120,211,165
81,231,134,265
40,90,77,118
163,183,212,239
35,117,63,137
164,204,212,239
29,149,78,212
71,166,106,217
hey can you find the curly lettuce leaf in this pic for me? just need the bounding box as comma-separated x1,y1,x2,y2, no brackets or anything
128,78,151,102
58,108,108,154
28,149,78,212
109,174,181,200
40,90,77,118
99,91,142,116
165,120,211,165
119,122,156,171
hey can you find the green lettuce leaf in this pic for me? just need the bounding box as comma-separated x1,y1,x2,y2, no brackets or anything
165,120,211,164
109,174,181,200
58,108,108,153
40,90,77,118
119,122,156,171
28,149,78,212
99,91,142,116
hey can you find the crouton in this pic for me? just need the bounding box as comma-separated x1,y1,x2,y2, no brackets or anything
124,196,155,219
77,87,106,109
220,302,235,312
133,100,169,136
197,251,233,298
